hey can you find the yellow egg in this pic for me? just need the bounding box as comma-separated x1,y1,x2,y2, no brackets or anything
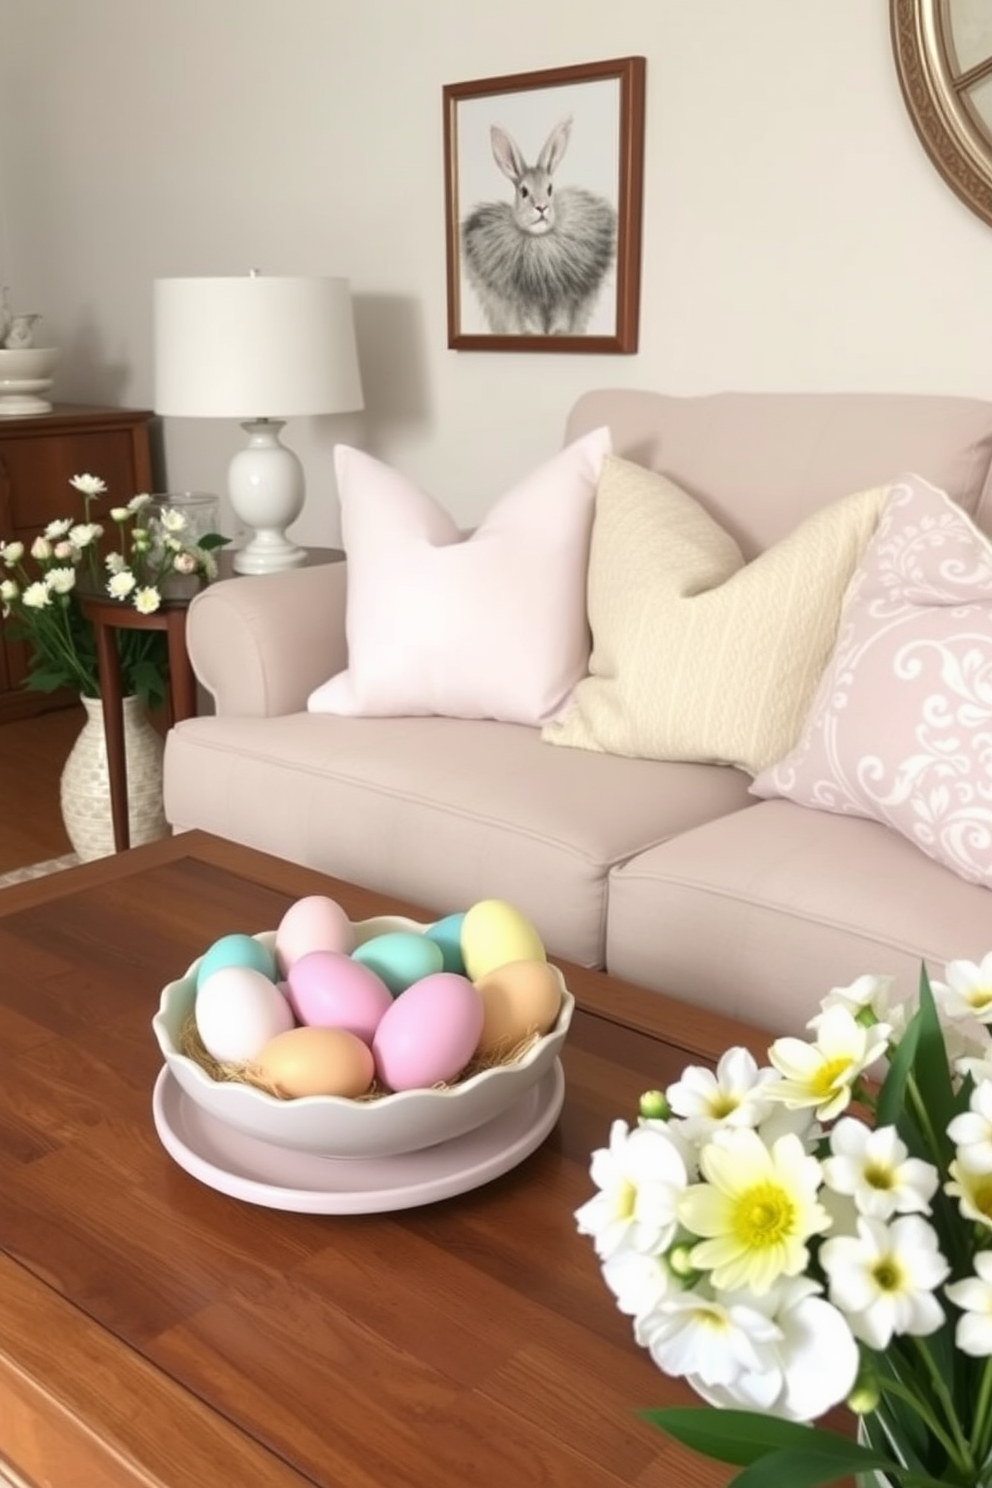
473,958,562,1058
252,1026,375,1099
460,899,546,981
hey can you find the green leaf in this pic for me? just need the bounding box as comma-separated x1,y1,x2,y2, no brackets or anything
198,532,230,551
640,1409,850,1467
877,1012,921,1129
727,1442,936,1488
910,965,958,1168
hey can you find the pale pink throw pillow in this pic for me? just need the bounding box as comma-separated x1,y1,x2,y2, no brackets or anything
751,474,992,888
307,427,611,725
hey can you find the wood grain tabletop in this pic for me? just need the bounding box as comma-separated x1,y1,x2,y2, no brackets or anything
0,832,771,1488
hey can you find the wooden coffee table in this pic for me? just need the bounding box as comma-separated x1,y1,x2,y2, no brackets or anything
0,831,770,1488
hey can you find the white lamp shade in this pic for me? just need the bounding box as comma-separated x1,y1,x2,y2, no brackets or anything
153,275,363,419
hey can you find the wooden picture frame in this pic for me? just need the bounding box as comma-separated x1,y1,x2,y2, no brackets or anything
443,56,646,353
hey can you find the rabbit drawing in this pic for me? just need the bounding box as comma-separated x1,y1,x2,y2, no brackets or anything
461,115,617,336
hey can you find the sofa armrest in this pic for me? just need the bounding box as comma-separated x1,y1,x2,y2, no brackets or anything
186,563,348,717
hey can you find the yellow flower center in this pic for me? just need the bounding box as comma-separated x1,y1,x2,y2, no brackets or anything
968,985,992,1013
864,1162,893,1191
812,1056,852,1096
871,1257,904,1293
972,1180,992,1221
708,1093,740,1118
616,1179,637,1221
733,1182,796,1248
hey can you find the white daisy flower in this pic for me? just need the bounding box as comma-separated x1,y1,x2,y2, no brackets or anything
666,1047,779,1142
685,1278,860,1424
931,954,992,1024
765,1004,890,1121
68,522,102,549
822,1117,938,1219
948,1081,992,1175
69,473,107,496
21,581,52,609
134,586,162,615
44,567,76,596
634,1288,781,1389
678,1128,831,1295
44,518,72,538
809,974,905,1039
945,1251,992,1357
104,552,127,575
946,1160,992,1230
575,1119,688,1261
600,1248,674,1319
1,540,24,564
106,570,137,600
127,493,153,511
820,1214,949,1348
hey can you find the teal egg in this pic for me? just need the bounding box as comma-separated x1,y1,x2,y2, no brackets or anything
195,932,277,991
424,912,467,974
352,931,444,996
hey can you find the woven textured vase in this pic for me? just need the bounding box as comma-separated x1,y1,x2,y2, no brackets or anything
60,695,168,861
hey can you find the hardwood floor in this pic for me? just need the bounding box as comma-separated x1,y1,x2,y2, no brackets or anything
0,704,82,873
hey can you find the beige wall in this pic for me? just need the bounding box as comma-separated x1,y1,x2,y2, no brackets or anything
1,0,991,545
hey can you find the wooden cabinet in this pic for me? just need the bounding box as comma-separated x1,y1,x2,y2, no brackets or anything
0,405,155,723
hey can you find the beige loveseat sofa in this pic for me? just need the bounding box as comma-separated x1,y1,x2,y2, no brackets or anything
164,390,992,1033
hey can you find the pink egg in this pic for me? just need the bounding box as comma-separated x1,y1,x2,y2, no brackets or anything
275,895,355,977
372,973,484,1092
286,950,393,1045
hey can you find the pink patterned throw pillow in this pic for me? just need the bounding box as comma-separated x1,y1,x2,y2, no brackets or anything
307,427,611,726
751,474,992,888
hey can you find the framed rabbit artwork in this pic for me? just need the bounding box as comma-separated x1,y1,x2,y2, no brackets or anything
443,56,646,353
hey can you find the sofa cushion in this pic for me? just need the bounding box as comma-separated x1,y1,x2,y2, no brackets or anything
605,799,992,1036
164,711,754,967
751,474,992,888
307,428,611,727
543,456,888,774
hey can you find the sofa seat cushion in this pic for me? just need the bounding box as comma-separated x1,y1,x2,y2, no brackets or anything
164,713,754,967
605,799,992,1034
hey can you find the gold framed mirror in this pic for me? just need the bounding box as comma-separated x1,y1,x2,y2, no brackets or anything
891,0,992,227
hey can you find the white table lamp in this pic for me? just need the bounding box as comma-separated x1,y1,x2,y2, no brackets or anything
153,273,363,574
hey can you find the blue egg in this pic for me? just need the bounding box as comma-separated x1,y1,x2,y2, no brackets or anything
424,912,467,974
352,931,444,996
195,932,277,991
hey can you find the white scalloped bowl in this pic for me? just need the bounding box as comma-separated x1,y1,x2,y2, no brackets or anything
152,915,574,1158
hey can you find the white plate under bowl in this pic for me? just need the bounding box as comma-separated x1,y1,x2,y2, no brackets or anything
152,917,574,1159
152,1060,565,1213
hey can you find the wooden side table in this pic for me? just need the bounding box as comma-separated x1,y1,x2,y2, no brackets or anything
80,547,344,853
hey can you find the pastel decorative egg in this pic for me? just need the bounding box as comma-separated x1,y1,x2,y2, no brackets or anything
253,1025,375,1098
286,950,393,1044
424,912,467,973
275,894,355,977
474,959,563,1058
195,932,277,990
372,972,484,1091
352,931,444,995
460,899,546,981
194,965,295,1063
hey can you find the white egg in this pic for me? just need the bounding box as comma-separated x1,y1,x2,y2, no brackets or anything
195,965,295,1064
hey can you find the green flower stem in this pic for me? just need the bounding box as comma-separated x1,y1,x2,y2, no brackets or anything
877,1372,969,1472
906,1073,946,1166
910,1336,975,1475
970,1358,992,1470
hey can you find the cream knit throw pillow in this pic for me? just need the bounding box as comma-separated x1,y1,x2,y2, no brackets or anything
542,456,890,775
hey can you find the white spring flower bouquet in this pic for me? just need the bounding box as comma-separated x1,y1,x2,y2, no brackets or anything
576,956,992,1487
0,475,228,711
